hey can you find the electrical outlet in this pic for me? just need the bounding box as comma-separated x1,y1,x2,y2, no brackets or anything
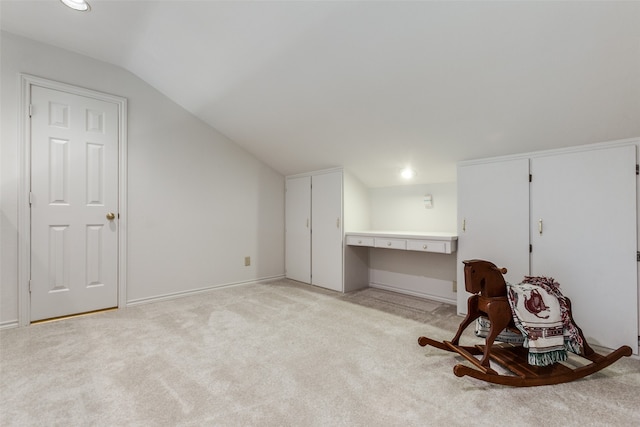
244,256,251,266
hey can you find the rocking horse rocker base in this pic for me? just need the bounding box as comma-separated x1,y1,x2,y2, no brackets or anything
418,260,633,387
418,336,632,387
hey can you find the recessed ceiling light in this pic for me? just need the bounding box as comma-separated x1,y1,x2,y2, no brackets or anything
60,0,91,12
400,167,416,180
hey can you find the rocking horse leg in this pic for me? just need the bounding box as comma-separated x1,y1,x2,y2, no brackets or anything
479,300,512,367
451,294,481,345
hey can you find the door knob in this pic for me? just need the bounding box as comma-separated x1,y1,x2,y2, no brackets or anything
106,212,116,221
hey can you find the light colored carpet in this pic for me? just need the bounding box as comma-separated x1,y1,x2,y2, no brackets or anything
1,279,638,426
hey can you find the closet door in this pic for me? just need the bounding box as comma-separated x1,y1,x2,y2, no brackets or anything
311,171,343,292
530,145,638,354
285,176,311,283
456,159,530,314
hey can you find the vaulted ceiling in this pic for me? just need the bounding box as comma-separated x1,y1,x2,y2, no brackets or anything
2,0,639,187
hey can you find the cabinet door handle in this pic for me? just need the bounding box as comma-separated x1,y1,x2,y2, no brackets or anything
462,218,466,232
538,219,543,235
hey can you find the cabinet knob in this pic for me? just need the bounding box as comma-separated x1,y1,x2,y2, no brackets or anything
387,242,392,246
423,244,427,249
358,240,362,244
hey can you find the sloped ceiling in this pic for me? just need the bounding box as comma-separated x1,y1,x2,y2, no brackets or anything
2,0,639,187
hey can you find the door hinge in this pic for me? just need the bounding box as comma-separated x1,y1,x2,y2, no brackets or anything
28,280,32,293
28,104,33,117
529,244,533,253
529,174,532,182
636,164,639,175
29,192,33,205
637,251,640,262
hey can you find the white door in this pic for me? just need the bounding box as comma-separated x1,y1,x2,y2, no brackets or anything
530,145,638,354
285,176,311,283
311,171,343,292
30,85,119,321
456,159,530,314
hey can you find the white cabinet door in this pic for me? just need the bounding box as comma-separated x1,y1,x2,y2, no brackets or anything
311,171,343,292
285,176,311,283
530,145,638,354
456,159,530,314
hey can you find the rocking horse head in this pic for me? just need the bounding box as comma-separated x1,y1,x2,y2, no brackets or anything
462,259,508,298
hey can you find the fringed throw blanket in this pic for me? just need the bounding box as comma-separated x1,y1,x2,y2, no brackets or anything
507,276,584,366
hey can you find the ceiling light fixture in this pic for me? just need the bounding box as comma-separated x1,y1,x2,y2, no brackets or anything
60,0,91,12
400,167,416,180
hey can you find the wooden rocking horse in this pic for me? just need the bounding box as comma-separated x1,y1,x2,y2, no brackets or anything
418,259,633,387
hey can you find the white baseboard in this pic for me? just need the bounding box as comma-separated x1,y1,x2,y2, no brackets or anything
126,275,286,307
0,319,19,330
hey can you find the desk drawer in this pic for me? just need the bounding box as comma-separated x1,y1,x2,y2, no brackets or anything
406,239,448,253
374,238,406,250
346,236,375,247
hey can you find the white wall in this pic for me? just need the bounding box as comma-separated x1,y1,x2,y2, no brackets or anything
369,182,457,233
365,182,458,304
343,171,371,232
0,32,285,325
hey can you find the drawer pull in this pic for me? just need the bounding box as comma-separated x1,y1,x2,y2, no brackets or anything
423,244,427,249
358,240,362,244
387,242,392,246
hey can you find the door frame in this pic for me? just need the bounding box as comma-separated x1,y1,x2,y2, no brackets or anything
18,74,128,326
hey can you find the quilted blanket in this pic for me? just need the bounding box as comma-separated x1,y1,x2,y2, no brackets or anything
507,276,583,366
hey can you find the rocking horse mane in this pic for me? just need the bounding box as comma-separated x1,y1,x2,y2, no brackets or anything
463,259,508,298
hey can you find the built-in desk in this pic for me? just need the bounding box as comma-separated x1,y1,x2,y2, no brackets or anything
344,231,458,304
345,231,457,254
